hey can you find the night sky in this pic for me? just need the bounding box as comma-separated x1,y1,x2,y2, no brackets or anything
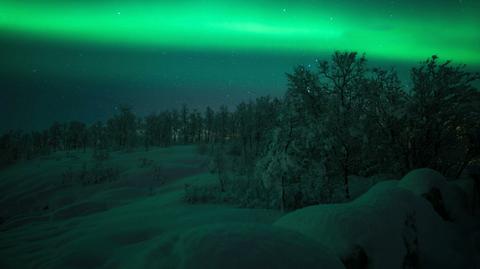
1,0,479,131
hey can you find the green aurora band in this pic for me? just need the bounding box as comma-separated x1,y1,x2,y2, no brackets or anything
1,0,479,64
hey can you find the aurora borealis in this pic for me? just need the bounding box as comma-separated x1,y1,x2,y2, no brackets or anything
1,0,479,130
2,0,479,62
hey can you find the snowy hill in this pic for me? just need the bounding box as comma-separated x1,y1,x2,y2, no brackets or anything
1,148,478,269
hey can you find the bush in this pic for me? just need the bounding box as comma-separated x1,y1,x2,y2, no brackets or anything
61,163,120,186
88,164,120,185
92,148,109,162
152,164,166,184
61,167,75,185
184,175,281,209
184,165,342,210
138,157,154,168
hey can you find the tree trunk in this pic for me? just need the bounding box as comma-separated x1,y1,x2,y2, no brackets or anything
344,166,350,200
343,147,351,200
455,152,471,179
219,176,225,192
281,174,286,212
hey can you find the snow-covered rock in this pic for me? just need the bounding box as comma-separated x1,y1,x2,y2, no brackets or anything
275,180,472,269
398,168,469,221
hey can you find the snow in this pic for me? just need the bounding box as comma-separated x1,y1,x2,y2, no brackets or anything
1,148,478,269
173,224,344,269
398,168,470,221
275,177,475,268
398,168,447,194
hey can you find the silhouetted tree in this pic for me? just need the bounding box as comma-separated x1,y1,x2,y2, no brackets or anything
403,56,480,175
204,106,215,143
317,52,368,199
215,105,230,143
89,121,108,149
0,131,22,167
48,122,64,151
361,68,407,175
170,109,180,144
189,109,203,143
180,104,189,144
107,105,138,149
66,121,87,151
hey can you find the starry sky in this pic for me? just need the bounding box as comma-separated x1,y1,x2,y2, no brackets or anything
1,0,479,131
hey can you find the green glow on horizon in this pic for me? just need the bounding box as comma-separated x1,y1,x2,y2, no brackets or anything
1,1,479,64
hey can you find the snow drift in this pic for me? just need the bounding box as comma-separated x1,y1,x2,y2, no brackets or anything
173,224,344,269
275,168,477,269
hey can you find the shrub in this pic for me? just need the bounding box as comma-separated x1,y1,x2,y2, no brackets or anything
184,175,281,209
138,157,154,168
88,164,120,185
61,167,75,185
60,163,120,186
92,148,109,162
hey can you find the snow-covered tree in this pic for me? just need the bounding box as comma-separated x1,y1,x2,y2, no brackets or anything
403,56,480,175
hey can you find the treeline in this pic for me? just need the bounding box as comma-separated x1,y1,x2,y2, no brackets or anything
0,97,281,168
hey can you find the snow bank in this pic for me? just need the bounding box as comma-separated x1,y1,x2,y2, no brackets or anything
173,224,345,269
398,168,469,221
275,179,472,269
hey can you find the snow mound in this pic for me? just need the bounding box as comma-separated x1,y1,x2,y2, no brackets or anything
173,224,345,269
398,168,469,220
275,180,472,269
399,168,446,193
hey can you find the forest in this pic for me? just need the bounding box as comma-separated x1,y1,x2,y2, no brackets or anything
1,52,479,211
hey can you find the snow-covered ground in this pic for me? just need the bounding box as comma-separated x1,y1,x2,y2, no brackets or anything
0,147,478,269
